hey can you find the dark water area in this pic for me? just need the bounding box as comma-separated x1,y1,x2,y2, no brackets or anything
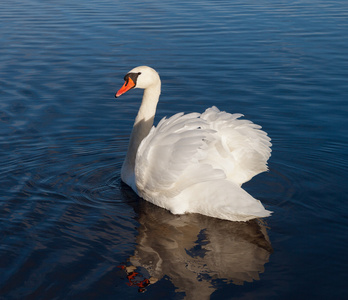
1,0,348,299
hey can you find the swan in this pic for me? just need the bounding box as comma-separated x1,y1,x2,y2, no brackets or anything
115,66,272,222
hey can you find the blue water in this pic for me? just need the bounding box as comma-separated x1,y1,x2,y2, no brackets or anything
1,0,348,299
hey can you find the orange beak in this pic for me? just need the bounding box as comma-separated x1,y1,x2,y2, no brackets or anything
115,77,136,98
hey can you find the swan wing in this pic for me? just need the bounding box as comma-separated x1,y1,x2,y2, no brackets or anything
200,106,272,185
135,112,225,199
134,107,272,220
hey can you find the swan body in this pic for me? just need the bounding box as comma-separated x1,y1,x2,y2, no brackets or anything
115,66,272,221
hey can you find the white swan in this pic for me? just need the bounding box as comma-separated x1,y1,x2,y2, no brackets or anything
115,66,272,222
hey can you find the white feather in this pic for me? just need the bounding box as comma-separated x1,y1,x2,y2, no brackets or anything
117,66,272,222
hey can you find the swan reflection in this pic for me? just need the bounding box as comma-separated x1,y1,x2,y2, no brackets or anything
122,197,272,299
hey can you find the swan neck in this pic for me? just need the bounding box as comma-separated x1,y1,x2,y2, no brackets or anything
135,83,161,125
121,81,161,187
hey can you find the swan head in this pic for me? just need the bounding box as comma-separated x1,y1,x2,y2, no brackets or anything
115,66,160,98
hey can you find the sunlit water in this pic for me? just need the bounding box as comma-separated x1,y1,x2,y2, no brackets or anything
1,0,348,299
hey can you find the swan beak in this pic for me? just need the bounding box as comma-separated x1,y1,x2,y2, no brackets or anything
115,78,136,98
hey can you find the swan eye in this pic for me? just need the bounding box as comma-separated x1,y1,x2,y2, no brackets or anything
124,72,141,87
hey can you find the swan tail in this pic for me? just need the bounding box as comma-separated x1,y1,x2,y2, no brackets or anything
176,180,272,222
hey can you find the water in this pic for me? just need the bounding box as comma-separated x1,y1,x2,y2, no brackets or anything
1,0,347,299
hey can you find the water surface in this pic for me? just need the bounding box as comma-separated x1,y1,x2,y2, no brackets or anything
1,0,348,299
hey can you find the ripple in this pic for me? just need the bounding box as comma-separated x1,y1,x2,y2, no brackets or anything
1,0,348,298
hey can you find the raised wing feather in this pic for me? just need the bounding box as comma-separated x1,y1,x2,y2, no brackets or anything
135,113,225,200
135,106,271,203
200,106,272,185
